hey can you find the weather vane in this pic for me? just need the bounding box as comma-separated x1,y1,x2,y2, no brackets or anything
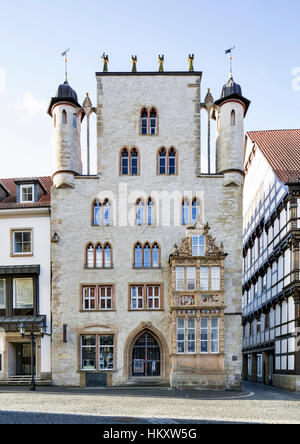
225,46,235,77
61,48,70,82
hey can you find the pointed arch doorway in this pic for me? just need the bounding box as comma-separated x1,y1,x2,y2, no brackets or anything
132,332,160,377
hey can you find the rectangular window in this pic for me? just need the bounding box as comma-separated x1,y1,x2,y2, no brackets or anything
99,286,112,310
12,230,32,255
176,267,185,291
20,184,34,203
211,266,221,291
211,317,219,353
192,235,205,256
0,279,5,309
99,335,114,370
13,278,33,309
177,318,185,353
81,335,96,370
257,354,262,377
200,317,208,353
200,267,209,290
147,285,160,309
82,286,96,310
131,286,144,309
187,267,196,291
187,317,196,353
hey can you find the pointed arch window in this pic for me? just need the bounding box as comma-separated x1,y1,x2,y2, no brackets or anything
149,108,157,135
158,148,166,174
144,243,151,268
103,200,111,226
141,108,148,135
121,148,129,175
104,243,112,268
73,113,77,128
135,243,143,268
182,199,190,225
136,199,145,225
87,243,94,268
62,109,67,124
130,148,138,175
94,201,102,226
231,110,235,126
168,148,176,174
191,198,200,224
95,243,103,268
147,198,154,225
152,243,160,268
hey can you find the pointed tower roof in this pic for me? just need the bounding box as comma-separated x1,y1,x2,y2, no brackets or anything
47,80,81,116
214,74,250,116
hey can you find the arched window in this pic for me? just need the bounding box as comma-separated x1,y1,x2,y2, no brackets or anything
191,198,200,224
73,113,77,128
94,201,102,226
149,108,157,135
158,148,166,174
62,109,67,124
168,148,176,175
182,199,189,225
152,243,160,268
136,199,145,225
95,243,103,268
135,243,143,268
144,243,151,268
231,110,235,126
147,198,154,225
130,148,139,175
86,243,94,268
103,200,111,226
104,243,112,268
141,108,148,135
121,148,129,175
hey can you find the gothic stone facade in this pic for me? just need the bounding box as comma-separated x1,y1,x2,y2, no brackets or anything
50,71,246,389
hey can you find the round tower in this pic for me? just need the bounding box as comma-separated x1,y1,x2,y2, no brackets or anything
48,81,82,188
214,75,250,176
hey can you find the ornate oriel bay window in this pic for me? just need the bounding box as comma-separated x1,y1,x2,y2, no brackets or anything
169,224,227,377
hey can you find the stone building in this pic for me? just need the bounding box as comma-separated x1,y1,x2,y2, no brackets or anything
48,58,250,389
242,130,300,391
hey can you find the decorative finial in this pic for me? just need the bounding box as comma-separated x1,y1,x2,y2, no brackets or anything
188,54,194,72
61,48,70,82
102,53,109,72
225,47,235,77
158,55,164,72
131,55,137,72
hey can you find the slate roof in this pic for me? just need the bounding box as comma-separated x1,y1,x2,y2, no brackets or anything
247,129,300,184
0,176,52,209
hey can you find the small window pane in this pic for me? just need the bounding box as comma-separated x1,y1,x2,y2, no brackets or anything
0,279,5,309
13,278,33,308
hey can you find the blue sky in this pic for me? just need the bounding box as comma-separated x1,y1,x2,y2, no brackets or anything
0,0,300,178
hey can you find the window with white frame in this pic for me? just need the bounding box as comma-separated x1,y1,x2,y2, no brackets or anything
187,267,196,290
200,317,208,353
211,317,219,353
99,335,114,370
12,230,32,255
147,285,160,309
130,286,144,309
187,317,196,353
13,278,34,309
82,286,96,310
200,267,209,290
211,266,221,291
81,335,96,370
81,285,113,311
0,279,5,309
176,267,185,291
99,286,112,310
177,318,185,353
20,184,34,203
192,235,205,256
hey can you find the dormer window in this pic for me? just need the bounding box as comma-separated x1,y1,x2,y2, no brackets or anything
20,184,34,203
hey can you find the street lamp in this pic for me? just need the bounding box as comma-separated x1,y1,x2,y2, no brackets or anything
18,321,46,391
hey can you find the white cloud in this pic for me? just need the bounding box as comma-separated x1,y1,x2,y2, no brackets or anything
0,67,6,92
14,93,48,118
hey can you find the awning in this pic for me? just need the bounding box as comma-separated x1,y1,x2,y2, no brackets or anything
0,315,46,332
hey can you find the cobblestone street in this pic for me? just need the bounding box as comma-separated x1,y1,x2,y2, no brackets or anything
0,382,299,424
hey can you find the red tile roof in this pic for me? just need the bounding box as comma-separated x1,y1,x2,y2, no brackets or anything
247,129,300,184
0,177,52,209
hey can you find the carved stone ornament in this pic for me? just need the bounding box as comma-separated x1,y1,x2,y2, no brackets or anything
177,295,195,306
